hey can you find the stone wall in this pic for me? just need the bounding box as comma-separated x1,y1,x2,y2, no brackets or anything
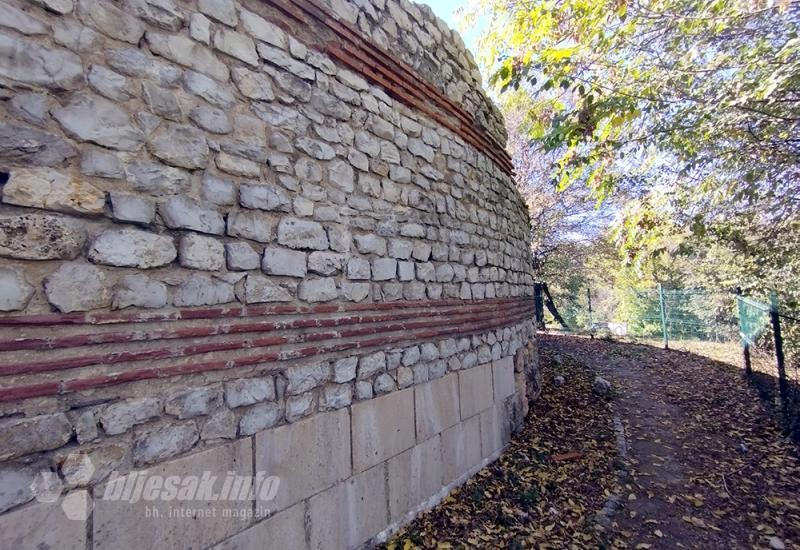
0,0,538,547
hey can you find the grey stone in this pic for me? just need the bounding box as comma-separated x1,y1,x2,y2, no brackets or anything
420,342,439,361
227,210,273,243
201,409,236,440
436,263,455,282
142,81,183,121
358,351,386,379
258,43,314,80
239,402,281,435
225,377,275,408
146,31,229,81
333,357,358,383
77,0,145,43
53,93,144,151
125,161,191,195
400,223,426,238
295,137,335,160
308,252,345,276
354,234,386,255
240,183,291,212
298,278,338,302
0,413,72,460
355,131,380,156
286,363,329,395
88,64,133,101
262,247,307,278
160,196,224,234
341,281,370,302
148,123,209,169
8,92,49,126
0,213,85,260
190,105,232,134
554,375,566,387
213,28,258,66
3,168,105,215
0,122,76,167
388,239,413,259
81,149,124,179
244,274,292,303
109,192,155,224
372,258,397,281
412,241,431,261
198,0,237,26
225,242,260,271
183,71,236,109
100,397,161,435
113,274,168,309
0,268,34,311
189,13,211,44
328,159,355,192
105,47,182,86
179,233,224,270
277,218,329,250
30,0,74,14
355,379,373,400
53,19,101,53
0,33,84,90
202,173,237,205
240,8,286,48
285,393,314,422
416,262,435,281
322,384,353,410
402,346,421,367
346,257,371,280
45,262,110,312
123,0,183,30
89,229,176,269
173,273,235,306
592,376,612,396
231,67,274,100
0,465,36,513
374,373,396,394
398,261,414,281
327,224,351,253
165,387,222,419
67,407,98,443
133,421,199,465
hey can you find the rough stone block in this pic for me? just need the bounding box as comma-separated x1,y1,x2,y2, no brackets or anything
492,356,515,402
479,404,511,457
440,414,482,485
0,492,88,550
0,413,72,460
351,387,415,473
214,502,307,550
255,408,350,512
387,435,443,522
94,439,251,550
414,373,460,442
262,247,307,277
458,363,494,420
308,463,388,550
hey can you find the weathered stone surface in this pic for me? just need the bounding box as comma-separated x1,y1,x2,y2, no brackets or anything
146,31,229,81
493,356,515,401
106,47,182,86
183,70,235,108
3,169,104,215
190,105,232,134
202,173,237,205
298,277,338,302
173,273,234,306
358,351,386,380
148,123,209,169
212,28,257,66
8,92,50,127
459,363,494,419
165,386,222,419
0,492,88,550
240,183,291,212
45,262,110,312
31,0,74,14
227,210,273,242
285,363,329,396
241,8,286,47
109,192,156,224
78,0,145,43
225,241,260,270
387,435,443,522
255,408,350,512
341,281,370,302
244,274,292,303
125,161,191,196
53,93,144,151
124,0,183,30
328,158,355,192
200,408,236,440
178,233,224,270
0,214,85,260
321,383,353,410
351,387,415,472
89,229,176,268
142,81,183,121
189,12,210,43
0,413,72,460
415,372,460,442
372,258,397,281
0,464,36,513
308,463,388,550
87,64,132,101
100,397,161,435
308,251,345,276
160,196,224,234
277,217,329,250
199,0,237,25
239,401,281,435
441,414,482,484
112,274,168,309
0,122,76,166
81,148,124,179
258,43,314,80
225,377,275,408
132,421,198,465
0,268,35,311
231,67,274,100
215,503,307,550
0,32,84,90
354,233,387,255
262,247,307,277
295,136,335,160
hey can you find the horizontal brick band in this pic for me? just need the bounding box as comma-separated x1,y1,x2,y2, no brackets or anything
0,298,533,403
259,0,514,176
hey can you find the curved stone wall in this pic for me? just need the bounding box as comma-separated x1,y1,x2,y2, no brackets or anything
0,0,537,547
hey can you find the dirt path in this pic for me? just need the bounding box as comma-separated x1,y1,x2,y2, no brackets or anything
543,334,800,550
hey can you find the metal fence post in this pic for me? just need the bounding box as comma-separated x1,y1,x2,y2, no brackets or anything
658,283,669,349
736,288,752,377
770,294,788,419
